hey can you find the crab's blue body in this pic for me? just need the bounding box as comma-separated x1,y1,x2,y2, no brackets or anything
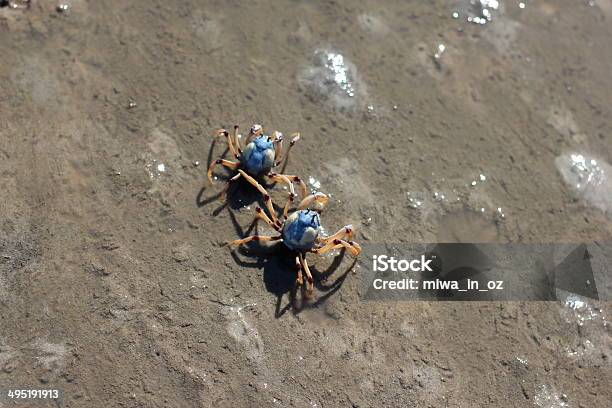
241,135,275,175
282,210,321,251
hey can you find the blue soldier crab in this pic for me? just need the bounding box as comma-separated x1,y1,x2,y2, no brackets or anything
207,124,308,200
227,177,361,296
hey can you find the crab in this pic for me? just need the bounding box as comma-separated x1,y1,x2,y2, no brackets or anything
226,175,361,296
207,124,308,201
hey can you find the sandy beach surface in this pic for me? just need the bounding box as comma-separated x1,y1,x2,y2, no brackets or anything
1,1,611,407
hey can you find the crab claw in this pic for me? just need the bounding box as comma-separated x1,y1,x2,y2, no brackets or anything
344,224,355,239
250,124,263,136
347,240,362,256
297,192,329,211
214,128,228,138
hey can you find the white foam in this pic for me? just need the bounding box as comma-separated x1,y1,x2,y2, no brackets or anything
534,384,569,408
298,49,365,110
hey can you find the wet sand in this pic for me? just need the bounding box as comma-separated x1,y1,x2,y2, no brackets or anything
0,1,611,407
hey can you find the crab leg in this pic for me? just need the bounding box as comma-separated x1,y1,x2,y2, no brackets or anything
321,225,355,243
226,234,282,247
312,239,361,257
275,132,300,167
268,173,308,199
331,239,362,257
245,124,263,145
237,169,278,223
311,240,336,255
267,173,295,196
297,193,329,210
344,240,362,256
233,125,242,153
255,207,280,231
272,131,284,162
295,256,304,286
298,253,314,295
207,159,240,184
282,193,297,219
215,128,239,159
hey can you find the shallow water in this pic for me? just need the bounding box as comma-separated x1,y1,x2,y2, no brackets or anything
556,152,612,215
298,49,364,110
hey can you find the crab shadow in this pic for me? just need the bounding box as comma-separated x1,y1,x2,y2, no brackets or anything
196,176,268,215
229,243,354,318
